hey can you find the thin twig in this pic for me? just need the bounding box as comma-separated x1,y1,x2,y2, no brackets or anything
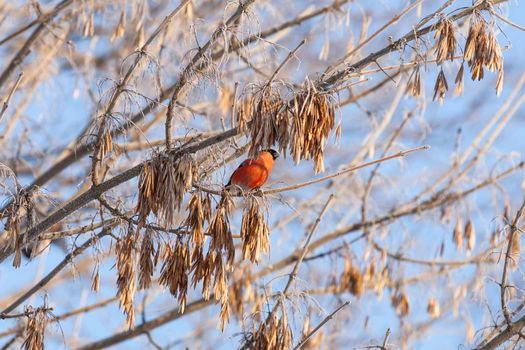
281,195,335,295
55,297,118,321
293,301,350,349
266,39,306,87
0,306,53,320
381,328,391,350
0,72,23,123
491,11,525,32
500,200,525,329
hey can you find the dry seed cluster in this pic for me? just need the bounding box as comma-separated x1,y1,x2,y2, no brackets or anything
290,85,335,174
339,258,364,297
138,228,158,290
22,306,51,350
248,307,292,350
229,266,263,322
407,66,422,98
240,198,270,264
159,237,191,312
433,69,449,105
4,190,36,268
434,17,457,65
184,191,212,248
115,224,137,328
248,87,289,157
451,216,476,254
391,290,410,317
131,147,276,330
243,81,336,173
464,13,504,90
136,152,194,227
208,194,235,266
410,12,505,103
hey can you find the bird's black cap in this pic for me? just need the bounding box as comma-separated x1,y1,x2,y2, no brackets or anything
263,149,280,160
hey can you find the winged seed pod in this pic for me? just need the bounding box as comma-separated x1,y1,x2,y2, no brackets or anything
213,255,230,331
391,291,410,317
340,259,364,297
454,64,465,96
248,86,288,157
229,266,251,320
464,219,476,254
406,66,422,98
453,216,463,252
290,80,335,173
208,196,235,267
136,153,195,227
510,229,521,268
433,69,448,105
115,224,137,328
5,189,36,267
427,297,441,318
251,307,292,350
301,311,324,349
434,17,457,65
240,198,270,264
184,191,210,248
236,96,253,133
192,249,214,300
91,266,100,292
138,228,156,290
23,306,51,350
363,262,376,283
159,237,190,313
464,13,504,94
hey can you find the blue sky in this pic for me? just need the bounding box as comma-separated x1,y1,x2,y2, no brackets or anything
1,0,525,349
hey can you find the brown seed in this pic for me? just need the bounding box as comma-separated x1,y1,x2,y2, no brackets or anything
159,237,190,312
138,229,156,290
91,267,100,293
407,67,422,98
240,197,270,264
207,198,235,267
290,81,335,173
136,153,195,227
427,297,441,318
464,220,475,254
340,259,364,297
22,306,51,350
434,18,457,64
115,224,137,328
392,291,410,317
453,216,463,252
433,69,449,105
454,64,464,96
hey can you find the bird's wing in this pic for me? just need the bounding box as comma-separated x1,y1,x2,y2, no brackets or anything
226,159,254,186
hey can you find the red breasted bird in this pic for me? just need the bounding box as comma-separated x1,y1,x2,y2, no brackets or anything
226,149,279,191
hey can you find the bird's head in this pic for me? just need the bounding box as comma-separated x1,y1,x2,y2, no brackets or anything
262,149,280,160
